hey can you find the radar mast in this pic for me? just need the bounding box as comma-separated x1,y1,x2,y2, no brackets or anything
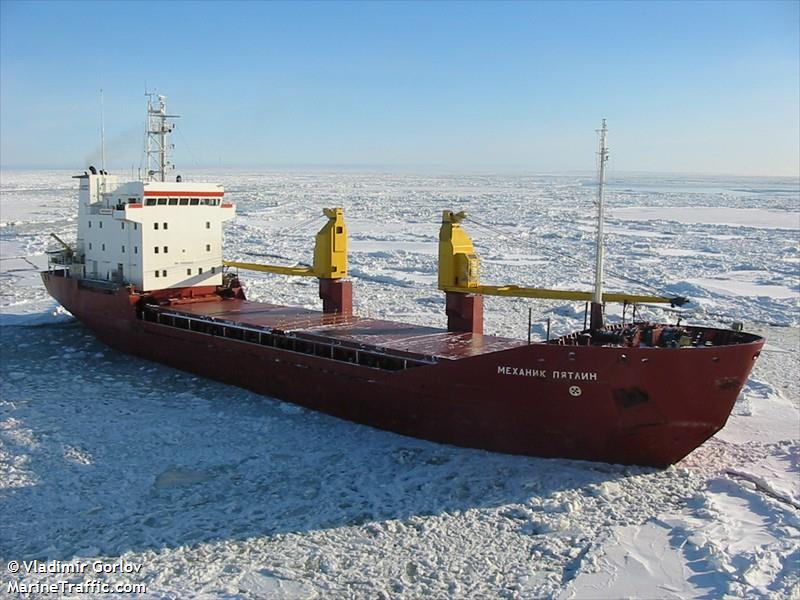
145,93,179,182
590,118,609,330
593,119,609,304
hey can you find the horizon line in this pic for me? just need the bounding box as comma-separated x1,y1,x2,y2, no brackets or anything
1,163,799,180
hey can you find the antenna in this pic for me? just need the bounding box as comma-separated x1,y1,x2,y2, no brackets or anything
100,88,106,173
592,118,609,305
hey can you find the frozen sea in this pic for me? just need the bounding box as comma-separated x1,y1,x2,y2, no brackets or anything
0,170,798,599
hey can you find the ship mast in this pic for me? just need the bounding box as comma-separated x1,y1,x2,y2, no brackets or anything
590,118,609,330
145,93,179,182
100,88,106,173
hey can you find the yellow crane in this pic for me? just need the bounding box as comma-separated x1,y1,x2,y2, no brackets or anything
224,207,348,279
438,210,687,306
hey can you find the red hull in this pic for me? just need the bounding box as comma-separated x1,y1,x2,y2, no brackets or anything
41,271,764,467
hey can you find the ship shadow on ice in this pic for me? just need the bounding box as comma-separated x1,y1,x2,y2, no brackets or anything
0,323,655,562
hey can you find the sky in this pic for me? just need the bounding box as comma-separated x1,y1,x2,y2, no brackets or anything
0,0,798,176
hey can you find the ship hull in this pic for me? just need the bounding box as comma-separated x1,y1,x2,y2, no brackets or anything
42,271,764,467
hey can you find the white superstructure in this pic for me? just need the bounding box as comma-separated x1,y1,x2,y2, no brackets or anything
66,95,235,291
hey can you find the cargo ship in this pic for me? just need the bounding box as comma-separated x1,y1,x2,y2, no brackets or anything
42,96,764,467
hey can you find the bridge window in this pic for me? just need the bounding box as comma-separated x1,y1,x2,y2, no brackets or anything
168,198,178,206
179,198,189,206
190,198,199,206
157,198,167,206
146,199,156,206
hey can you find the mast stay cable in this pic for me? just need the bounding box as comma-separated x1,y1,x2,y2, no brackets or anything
462,215,765,325
463,215,674,299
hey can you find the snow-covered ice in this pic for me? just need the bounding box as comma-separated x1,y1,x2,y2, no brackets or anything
1,170,798,598
612,206,800,231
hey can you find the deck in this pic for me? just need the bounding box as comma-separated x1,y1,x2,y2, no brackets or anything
162,298,526,361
